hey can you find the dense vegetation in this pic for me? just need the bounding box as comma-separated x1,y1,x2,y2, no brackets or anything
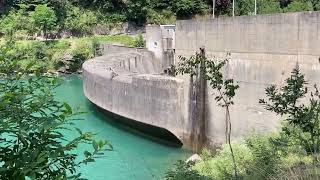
1,0,320,38
0,40,114,179
0,35,142,73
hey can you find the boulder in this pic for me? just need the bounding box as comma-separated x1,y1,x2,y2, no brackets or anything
186,154,202,163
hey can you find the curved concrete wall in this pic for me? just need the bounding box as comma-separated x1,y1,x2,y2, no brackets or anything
83,45,191,144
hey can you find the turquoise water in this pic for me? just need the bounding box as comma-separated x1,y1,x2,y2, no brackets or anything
55,75,191,180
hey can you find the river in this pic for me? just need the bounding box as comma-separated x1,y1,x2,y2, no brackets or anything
54,75,191,180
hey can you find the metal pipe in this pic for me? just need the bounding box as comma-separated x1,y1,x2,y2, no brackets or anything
232,0,235,17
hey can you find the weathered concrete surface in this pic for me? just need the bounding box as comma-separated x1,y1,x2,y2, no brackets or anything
175,12,320,147
84,12,320,149
146,25,175,71
83,45,192,145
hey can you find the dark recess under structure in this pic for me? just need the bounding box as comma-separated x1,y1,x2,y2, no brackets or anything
92,103,184,148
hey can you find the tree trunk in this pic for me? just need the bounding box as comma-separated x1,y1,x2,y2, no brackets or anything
226,106,238,179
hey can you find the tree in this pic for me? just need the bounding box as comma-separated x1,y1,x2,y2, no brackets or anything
284,0,313,12
174,51,239,179
257,0,282,14
133,33,146,48
30,4,57,39
0,4,31,40
126,0,148,24
165,160,210,180
260,66,320,163
170,0,208,18
0,41,111,179
64,5,98,36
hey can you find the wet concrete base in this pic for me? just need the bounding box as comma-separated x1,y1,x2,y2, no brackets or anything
92,103,184,148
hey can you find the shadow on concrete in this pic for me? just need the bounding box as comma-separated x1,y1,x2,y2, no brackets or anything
92,104,184,148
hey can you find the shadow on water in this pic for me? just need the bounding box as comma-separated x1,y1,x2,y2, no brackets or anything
89,103,184,148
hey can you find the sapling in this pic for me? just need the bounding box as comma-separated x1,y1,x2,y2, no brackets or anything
260,66,320,163
174,51,239,179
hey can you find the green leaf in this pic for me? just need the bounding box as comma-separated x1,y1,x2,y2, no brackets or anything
84,151,92,158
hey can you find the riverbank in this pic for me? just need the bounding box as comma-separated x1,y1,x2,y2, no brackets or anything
0,35,140,74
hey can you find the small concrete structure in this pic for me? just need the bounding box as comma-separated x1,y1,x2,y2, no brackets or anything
146,25,175,72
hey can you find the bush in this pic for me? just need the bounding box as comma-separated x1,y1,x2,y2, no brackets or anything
30,4,57,39
69,43,94,72
64,5,98,36
192,132,313,180
0,4,31,40
257,0,282,14
147,9,176,25
284,1,313,12
133,33,146,48
194,144,253,179
165,160,210,180
170,0,208,18
245,134,282,179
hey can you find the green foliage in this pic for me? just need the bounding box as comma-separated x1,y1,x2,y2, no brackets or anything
0,4,31,40
69,43,94,72
0,35,134,73
245,134,282,179
257,0,282,14
284,0,313,12
165,160,210,180
30,4,57,39
235,0,256,15
133,33,146,48
260,66,320,162
195,144,253,179
147,9,176,25
126,0,149,24
64,5,98,36
170,0,208,18
2,0,320,30
175,52,240,178
0,41,111,179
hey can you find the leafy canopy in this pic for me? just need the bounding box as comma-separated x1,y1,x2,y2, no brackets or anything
0,41,111,180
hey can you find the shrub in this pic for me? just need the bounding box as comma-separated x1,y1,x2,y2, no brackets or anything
133,33,146,48
194,144,253,179
170,0,208,18
30,4,57,39
0,4,31,40
69,43,94,72
260,67,320,163
64,5,98,36
245,134,282,179
165,160,211,180
147,9,176,25
257,0,282,14
284,1,313,12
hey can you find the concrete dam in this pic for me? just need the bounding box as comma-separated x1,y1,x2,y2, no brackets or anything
83,11,320,149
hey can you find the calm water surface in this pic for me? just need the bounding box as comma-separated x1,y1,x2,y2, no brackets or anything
55,75,191,180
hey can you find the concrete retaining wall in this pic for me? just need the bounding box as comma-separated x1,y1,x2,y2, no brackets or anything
83,45,192,145
176,12,320,146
